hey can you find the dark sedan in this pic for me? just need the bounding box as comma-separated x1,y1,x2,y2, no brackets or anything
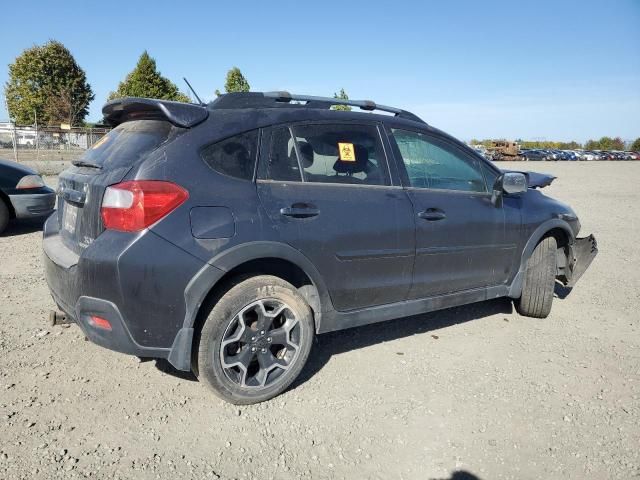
0,158,56,234
521,149,548,161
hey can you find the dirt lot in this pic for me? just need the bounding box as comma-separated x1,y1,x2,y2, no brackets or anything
1,162,638,480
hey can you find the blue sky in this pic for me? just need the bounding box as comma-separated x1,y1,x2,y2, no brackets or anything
1,0,638,141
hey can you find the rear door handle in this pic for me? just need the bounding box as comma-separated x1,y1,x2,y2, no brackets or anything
279,204,320,218
418,209,446,221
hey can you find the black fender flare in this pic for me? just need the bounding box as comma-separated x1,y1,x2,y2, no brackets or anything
167,241,332,371
208,241,331,314
508,218,575,298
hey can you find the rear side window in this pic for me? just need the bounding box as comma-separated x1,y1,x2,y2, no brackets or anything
264,127,303,181
201,130,259,181
78,120,177,169
260,123,389,186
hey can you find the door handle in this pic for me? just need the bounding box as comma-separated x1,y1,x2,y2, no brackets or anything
280,204,320,218
418,209,446,221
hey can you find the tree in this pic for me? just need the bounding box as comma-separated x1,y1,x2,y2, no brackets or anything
630,138,640,152
584,136,625,151
4,40,94,126
109,51,190,103
611,137,625,150
215,67,251,97
332,88,351,111
584,139,598,150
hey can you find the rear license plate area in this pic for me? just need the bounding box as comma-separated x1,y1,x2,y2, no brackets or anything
62,202,79,234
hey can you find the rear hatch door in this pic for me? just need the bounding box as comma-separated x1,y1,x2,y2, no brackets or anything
57,120,180,255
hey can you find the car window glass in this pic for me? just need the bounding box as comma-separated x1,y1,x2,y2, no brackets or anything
201,130,259,181
479,160,499,190
78,120,179,169
262,126,303,181
391,129,486,192
291,124,389,186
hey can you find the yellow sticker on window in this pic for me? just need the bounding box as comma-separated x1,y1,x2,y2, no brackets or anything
338,142,356,162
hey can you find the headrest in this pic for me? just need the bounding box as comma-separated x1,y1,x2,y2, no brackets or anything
333,145,368,175
297,141,314,169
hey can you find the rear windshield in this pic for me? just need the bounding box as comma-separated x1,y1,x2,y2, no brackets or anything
78,120,178,169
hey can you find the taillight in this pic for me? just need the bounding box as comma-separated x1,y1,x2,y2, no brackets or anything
101,180,188,232
16,174,45,189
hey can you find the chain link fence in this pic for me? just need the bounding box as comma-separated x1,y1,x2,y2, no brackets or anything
0,122,110,163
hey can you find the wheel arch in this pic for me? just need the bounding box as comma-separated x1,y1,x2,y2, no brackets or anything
508,219,575,298
168,242,332,372
185,241,330,334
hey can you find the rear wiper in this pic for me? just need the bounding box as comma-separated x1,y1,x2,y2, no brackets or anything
72,160,102,169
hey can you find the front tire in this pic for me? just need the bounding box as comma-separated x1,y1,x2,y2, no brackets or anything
196,275,314,405
515,236,557,318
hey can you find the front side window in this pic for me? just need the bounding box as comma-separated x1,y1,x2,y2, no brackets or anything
391,129,487,192
479,160,499,190
201,130,259,181
260,123,390,186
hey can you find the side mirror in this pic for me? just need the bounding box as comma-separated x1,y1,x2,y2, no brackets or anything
492,172,527,206
499,172,527,195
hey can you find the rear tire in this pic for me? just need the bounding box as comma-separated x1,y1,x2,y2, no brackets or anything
196,275,314,405
516,236,557,318
0,200,10,235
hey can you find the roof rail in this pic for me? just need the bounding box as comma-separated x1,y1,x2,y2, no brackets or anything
264,91,426,124
208,91,425,124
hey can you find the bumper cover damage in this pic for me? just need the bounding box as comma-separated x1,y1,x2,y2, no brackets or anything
564,234,598,287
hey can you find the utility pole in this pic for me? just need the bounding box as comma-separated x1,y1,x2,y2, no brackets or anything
34,109,39,159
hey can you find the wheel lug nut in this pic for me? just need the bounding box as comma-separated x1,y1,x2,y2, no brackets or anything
267,337,272,343
251,336,256,341
251,347,256,352
261,348,266,354
260,330,265,335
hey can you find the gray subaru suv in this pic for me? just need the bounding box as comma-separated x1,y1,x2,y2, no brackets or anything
43,92,597,404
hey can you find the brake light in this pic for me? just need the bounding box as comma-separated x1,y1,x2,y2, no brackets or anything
88,315,112,331
16,174,45,189
101,180,188,232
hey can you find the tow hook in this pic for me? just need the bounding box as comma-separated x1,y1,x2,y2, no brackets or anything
49,310,73,327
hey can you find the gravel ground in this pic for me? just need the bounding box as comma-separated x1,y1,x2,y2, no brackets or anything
0,162,638,480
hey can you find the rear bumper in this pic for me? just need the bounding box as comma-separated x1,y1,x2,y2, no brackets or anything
42,214,208,370
9,191,56,219
565,234,598,287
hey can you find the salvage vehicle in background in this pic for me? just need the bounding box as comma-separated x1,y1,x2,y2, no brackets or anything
486,140,521,161
43,93,598,404
0,158,55,234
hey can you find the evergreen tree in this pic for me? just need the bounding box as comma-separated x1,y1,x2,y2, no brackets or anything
332,88,351,111
109,51,190,102
216,67,250,96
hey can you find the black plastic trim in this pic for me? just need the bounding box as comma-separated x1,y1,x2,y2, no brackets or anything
103,97,209,128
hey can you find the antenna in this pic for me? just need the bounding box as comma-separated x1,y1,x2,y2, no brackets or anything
183,77,204,105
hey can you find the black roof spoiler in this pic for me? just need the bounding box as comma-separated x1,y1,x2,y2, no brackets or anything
102,97,209,128
209,91,426,124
